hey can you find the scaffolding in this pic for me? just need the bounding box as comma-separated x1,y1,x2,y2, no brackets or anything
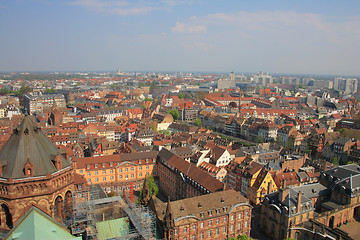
71,185,157,240
72,184,99,239
124,202,157,240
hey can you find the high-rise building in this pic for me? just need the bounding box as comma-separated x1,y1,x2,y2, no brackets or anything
333,77,358,93
252,72,273,85
24,93,66,114
230,72,235,81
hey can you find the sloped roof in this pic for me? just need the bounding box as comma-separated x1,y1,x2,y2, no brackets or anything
0,116,70,179
5,206,81,240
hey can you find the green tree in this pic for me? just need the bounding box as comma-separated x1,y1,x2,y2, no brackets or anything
332,156,339,166
178,93,185,99
14,83,32,97
226,235,250,240
143,97,152,102
44,88,55,94
195,118,202,127
168,109,180,120
347,161,357,165
256,136,265,143
150,123,157,132
137,175,158,204
285,138,294,150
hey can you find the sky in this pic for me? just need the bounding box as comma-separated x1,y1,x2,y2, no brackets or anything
1,0,360,75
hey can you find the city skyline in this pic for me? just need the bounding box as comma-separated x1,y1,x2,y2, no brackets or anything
1,0,360,75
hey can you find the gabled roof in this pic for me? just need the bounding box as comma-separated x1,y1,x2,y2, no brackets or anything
158,148,224,193
5,206,81,240
0,116,70,179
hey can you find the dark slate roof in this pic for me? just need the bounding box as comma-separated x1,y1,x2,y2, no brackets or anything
334,137,351,145
332,173,360,197
265,188,314,216
0,116,70,179
293,183,328,199
321,164,360,181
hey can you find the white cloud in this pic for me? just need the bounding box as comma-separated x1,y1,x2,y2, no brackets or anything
69,0,167,15
171,21,207,34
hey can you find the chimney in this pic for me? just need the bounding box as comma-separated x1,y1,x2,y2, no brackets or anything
297,191,302,213
279,181,289,202
267,181,273,195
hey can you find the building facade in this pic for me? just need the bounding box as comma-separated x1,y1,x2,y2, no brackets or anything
0,116,74,230
74,151,157,193
152,189,252,240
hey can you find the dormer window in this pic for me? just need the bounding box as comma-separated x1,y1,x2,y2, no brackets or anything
24,159,34,177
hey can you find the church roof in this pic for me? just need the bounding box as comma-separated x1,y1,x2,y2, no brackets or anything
0,116,70,179
5,206,81,240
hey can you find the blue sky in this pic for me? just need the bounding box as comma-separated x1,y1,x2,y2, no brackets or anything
1,0,360,75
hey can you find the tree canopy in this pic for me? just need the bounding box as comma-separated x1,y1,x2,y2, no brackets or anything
168,109,180,120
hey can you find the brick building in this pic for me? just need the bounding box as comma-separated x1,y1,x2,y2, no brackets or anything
151,189,252,240
0,116,74,230
156,148,225,200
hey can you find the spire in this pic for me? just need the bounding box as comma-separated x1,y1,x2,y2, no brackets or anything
164,196,174,229
140,176,151,206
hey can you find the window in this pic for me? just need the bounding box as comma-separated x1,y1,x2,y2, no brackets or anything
131,174,134,178
184,227,187,233
246,211,249,217
175,229,177,235
79,170,83,173
110,176,114,180
146,165,149,169
95,171,98,175
103,177,106,181
192,235,196,240
238,213,242,219
125,175,128,179
208,210,212,216
139,173,142,177
119,169,122,173
238,223,241,229
216,228,219,235
103,170,106,174
200,232,204,239
95,178,98,182
102,163,105,167
95,164,98,168
125,168,128,172
110,169,113,173
200,222,204,228
139,166,142,170
87,172,90,176
131,167,134,171
231,215,234,221
192,225,196,231
224,216,227,222
146,172,149,176
120,175,122,179
208,230,211,237
245,221,248,228
209,220,212,226
216,218,220,224
223,226,227,233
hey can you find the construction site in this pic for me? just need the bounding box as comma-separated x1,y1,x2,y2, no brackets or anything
69,184,158,240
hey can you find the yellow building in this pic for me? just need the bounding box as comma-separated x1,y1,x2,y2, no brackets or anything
247,168,277,205
75,151,157,193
